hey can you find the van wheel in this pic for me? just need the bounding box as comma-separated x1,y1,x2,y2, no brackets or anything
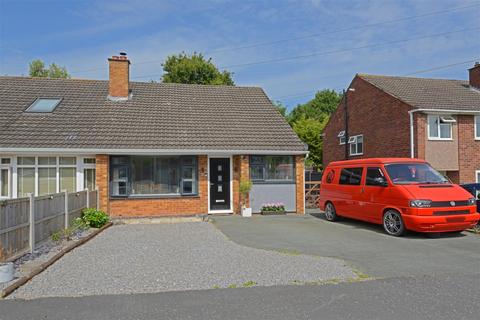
383,210,405,236
324,202,338,222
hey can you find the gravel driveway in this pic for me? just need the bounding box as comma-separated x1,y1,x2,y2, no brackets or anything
10,222,355,299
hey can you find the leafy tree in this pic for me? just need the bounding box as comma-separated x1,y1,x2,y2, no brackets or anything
288,89,341,124
29,59,70,78
162,52,234,85
292,117,328,168
272,100,287,117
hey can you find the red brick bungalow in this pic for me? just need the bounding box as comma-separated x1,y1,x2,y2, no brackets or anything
323,63,480,184
0,54,307,216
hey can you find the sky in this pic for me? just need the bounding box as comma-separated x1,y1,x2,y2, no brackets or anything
0,0,479,109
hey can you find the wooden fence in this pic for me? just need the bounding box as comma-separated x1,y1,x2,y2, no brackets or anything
305,181,321,209
0,189,98,261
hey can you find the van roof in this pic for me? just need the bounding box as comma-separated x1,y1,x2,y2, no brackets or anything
327,158,427,167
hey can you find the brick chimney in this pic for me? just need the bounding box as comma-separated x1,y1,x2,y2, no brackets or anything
108,52,130,100
469,62,480,89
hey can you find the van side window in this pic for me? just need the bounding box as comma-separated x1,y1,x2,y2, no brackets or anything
339,168,363,185
325,170,335,183
366,167,387,186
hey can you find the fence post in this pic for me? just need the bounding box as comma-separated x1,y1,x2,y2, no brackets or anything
85,188,90,209
64,190,69,229
96,186,99,210
28,193,35,254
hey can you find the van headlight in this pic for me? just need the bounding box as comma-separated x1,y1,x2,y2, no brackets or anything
410,199,432,208
468,198,476,205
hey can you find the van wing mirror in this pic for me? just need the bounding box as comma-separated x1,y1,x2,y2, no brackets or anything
375,177,388,187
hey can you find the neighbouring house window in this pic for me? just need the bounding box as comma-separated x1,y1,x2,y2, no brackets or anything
84,169,96,191
17,157,35,197
349,135,363,156
249,156,295,182
428,115,455,140
109,155,198,197
338,131,346,145
339,167,363,185
477,170,480,183
475,116,480,139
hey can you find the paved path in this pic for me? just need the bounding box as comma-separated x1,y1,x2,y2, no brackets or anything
10,222,354,299
212,214,480,278
1,274,478,320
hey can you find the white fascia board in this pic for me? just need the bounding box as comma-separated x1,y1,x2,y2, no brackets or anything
0,148,308,156
408,109,480,115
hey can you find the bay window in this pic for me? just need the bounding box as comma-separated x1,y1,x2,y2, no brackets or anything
110,155,198,197
250,156,294,183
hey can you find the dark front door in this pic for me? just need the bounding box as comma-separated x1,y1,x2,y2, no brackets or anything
209,158,231,211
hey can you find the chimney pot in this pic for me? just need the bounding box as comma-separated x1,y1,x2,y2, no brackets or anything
469,62,480,89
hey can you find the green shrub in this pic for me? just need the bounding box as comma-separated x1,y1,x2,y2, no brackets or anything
81,208,109,228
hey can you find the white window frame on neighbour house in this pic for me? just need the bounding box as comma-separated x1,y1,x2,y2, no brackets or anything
349,135,364,156
0,157,11,199
427,115,455,140
475,116,480,140
6,156,96,199
476,170,480,183
338,131,346,145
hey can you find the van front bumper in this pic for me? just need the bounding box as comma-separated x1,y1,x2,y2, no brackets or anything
402,208,480,232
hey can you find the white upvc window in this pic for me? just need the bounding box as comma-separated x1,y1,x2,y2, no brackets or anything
476,170,480,183
427,115,455,140
475,116,480,140
338,131,346,145
14,156,95,198
0,157,11,199
349,135,364,156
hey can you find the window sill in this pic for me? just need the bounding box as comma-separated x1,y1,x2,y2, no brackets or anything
110,194,200,200
349,153,363,157
428,138,453,141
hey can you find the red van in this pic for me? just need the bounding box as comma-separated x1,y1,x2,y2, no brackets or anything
318,158,479,236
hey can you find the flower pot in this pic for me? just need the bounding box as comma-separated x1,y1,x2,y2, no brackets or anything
242,207,252,217
261,210,286,215
0,262,14,283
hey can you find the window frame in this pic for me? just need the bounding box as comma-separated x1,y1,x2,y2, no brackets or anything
109,155,199,198
0,158,11,199
427,115,454,140
249,155,295,184
475,116,480,140
476,170,480,183
349,135,364,156
25,98,62,113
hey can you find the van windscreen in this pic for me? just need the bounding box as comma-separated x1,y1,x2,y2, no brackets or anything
384,163,449,185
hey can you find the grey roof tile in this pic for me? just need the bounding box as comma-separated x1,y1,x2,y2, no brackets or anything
0,77,306,152
358,74,480,111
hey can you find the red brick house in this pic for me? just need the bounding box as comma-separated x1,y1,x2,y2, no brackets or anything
323,63,480,184
0,54,307,216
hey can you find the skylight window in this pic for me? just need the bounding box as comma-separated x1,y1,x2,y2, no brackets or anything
26,98,62,113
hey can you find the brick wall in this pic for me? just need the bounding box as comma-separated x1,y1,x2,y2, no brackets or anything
232,155,250,214
295,155,305,214
414,113,426,159
108,56,130,98
95,155,109,212
323,76,413,166
457,115,480,183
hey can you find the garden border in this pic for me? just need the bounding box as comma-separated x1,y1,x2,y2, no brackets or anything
0,221,113,299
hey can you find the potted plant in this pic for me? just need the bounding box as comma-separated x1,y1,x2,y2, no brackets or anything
239,179,253,217
260,203,286,215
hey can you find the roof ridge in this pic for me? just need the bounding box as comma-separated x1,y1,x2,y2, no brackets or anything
357,73,466,82
0,76,263,89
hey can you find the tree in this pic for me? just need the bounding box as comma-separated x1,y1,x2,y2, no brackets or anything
272,100,287,117
292,117,328,168
161,52,234,85
288,89,341,124
29,59,70,78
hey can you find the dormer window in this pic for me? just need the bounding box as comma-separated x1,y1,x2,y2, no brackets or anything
25,98,62,113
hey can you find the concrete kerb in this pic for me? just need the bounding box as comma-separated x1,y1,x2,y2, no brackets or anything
0,222,113,299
